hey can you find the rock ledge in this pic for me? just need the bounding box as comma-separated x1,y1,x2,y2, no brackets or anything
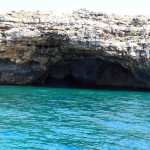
0,9,150,89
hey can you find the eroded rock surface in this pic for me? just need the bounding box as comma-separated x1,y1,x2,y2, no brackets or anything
0,9,150,89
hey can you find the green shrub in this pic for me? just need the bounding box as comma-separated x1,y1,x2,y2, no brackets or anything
130,30,137,36
119,39,127,42
116,38,127,42
141,20,145,26
98,19,103,23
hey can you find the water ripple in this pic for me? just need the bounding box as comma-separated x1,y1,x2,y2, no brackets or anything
0,86,150,150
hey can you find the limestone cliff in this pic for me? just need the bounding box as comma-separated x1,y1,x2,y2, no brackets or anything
0,9,150,89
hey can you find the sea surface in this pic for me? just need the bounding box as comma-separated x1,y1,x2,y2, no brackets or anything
0,86,149,150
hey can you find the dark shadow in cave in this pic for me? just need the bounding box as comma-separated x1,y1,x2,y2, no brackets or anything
34,58,146,90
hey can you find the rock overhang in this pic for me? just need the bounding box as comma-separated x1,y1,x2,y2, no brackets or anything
0,9,149,89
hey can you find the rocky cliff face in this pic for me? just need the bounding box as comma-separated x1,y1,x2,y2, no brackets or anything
0,9,150,89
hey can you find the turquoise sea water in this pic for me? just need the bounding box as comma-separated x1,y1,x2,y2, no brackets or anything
0,86,150,150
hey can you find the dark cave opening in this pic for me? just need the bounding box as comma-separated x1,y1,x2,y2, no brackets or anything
35,58,145,90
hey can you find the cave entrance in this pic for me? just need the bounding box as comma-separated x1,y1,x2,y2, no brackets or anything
36,58,144,89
